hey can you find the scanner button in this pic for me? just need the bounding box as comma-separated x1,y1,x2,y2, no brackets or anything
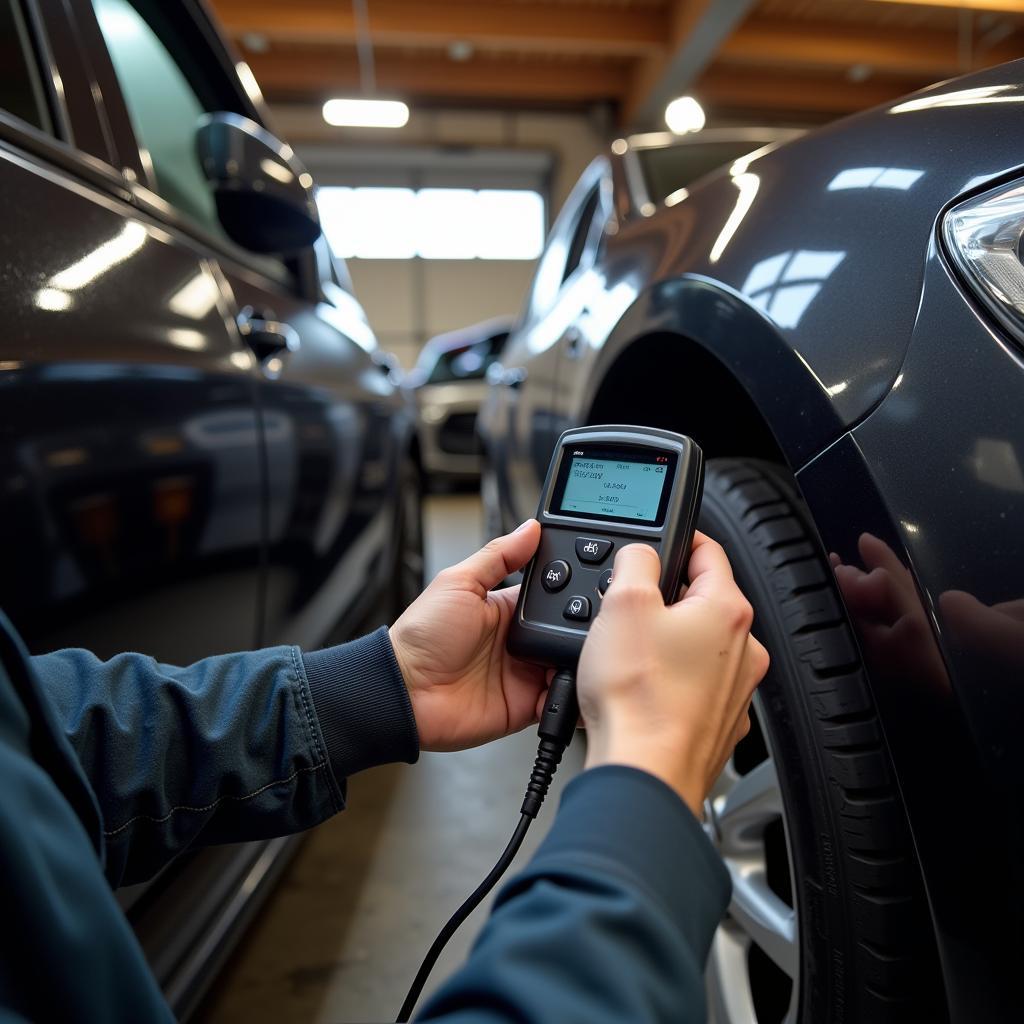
563,595,591,621
541,560,571,592
575,537,613,564
597,570,613,596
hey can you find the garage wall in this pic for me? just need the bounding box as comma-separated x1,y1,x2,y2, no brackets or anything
273,105,607,366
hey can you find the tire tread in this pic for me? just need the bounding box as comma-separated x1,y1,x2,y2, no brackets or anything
703,459,944,1021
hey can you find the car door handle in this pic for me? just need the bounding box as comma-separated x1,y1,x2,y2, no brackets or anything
236,306,300,362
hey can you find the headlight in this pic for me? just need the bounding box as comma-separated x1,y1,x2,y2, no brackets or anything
943,179,1024,346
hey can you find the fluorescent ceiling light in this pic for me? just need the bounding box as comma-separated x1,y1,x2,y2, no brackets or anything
664,96,705,135
322,98,409,128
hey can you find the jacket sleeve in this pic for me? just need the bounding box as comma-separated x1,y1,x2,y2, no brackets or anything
418,766,730,1024
31,627,418,887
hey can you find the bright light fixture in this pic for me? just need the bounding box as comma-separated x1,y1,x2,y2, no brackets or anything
322,98,409,128
664,95,705,135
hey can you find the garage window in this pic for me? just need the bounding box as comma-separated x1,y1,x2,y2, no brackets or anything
317,186,545,260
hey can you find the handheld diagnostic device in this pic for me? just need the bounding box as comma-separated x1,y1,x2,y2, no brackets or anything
398,424,703,1023
508,424,704,668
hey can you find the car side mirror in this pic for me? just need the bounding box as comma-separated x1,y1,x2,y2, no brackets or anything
196,112,320,254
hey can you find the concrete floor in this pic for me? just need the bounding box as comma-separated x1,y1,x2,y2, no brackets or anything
199,494,584,1023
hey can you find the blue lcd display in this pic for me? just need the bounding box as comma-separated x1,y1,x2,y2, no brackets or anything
559,457,667,522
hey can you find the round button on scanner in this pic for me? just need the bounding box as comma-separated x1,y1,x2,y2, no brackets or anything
597,569,613,596
540,559,571,592
575,537,613,564
563,595,591,621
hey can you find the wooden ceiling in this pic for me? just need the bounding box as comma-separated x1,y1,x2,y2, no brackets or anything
209,0,1024,128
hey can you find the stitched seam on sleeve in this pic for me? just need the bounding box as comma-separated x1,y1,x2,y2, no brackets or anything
289,644,343,812
102,762,328,837
290,645,325,764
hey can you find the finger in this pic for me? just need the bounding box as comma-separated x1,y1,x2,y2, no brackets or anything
940,590,1024,666
450,520,540,594
857,533,913,594
992,598,1024,623
678,532,736,603
835,563,902,625
610,543,662,592
747,634,770,685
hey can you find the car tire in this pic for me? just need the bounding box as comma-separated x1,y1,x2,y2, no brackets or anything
698,458,944,1024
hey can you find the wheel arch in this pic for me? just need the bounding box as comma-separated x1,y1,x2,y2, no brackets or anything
579,275,844,472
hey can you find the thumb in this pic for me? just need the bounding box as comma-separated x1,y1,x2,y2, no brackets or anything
452,519,541,594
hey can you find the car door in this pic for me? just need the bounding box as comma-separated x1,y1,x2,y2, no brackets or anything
490,160,612,525
85,0,405,651
0,0,262,663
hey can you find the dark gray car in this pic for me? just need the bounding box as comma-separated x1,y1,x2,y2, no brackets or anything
481,64,1023,1024
0,0,422,1015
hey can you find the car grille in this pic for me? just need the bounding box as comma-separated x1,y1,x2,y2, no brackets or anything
438,412,481,455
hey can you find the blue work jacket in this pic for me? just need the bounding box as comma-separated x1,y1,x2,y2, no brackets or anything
0,611,729,1022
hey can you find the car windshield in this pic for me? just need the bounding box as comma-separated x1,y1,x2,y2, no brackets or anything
425,334,508,384
637,139,770,201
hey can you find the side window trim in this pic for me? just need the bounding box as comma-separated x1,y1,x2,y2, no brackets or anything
78,0,299,294
0,1,127,189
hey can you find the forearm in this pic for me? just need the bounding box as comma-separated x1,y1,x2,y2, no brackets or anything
418,766,730,1024
33,627,418,886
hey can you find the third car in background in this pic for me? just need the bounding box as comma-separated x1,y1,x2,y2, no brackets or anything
406,316,513,486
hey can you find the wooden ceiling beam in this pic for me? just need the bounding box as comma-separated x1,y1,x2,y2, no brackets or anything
247,50,630,103
622,0,758,129
869,0,1024,12
719,15,1024,79
212,0,665,58
696,66,916,116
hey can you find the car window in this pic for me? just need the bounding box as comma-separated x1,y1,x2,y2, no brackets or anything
92,0,222,235
0,0,52,134
562,185,601,283
426,334,509,384
523,175,605,325
638,139,772,201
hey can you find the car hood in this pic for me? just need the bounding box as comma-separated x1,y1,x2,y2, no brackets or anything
630,60,1024,428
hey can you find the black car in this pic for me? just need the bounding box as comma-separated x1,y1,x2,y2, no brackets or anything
480,65,1023,1023
0,0,421,1015
404,316,514,484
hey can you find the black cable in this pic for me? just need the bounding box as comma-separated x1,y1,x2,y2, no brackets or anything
396,669,579,1022
396,813,532,1023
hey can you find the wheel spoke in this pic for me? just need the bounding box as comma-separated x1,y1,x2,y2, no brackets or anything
715,758,783,855
727,865,799,979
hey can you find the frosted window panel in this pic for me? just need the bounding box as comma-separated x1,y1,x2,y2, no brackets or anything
317,187,356,258
477,190,545,260
416,189,479,259
352,188,417,259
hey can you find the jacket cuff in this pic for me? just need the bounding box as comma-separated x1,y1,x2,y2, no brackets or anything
526,765,731,959
302,627,419,784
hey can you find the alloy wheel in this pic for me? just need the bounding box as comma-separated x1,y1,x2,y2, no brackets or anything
705,695,799,1024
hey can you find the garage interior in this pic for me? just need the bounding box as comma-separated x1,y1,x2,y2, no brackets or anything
214,0,1024,367
189,2,1023,1021
3,0,1022,1022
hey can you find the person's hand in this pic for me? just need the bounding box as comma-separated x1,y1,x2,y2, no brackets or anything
939,591,1024,670
577,533,769,817
830,532,948,686
389,520,549,751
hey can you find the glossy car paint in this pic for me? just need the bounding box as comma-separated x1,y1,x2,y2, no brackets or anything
481,64,1024,1020
0,0,413,1014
